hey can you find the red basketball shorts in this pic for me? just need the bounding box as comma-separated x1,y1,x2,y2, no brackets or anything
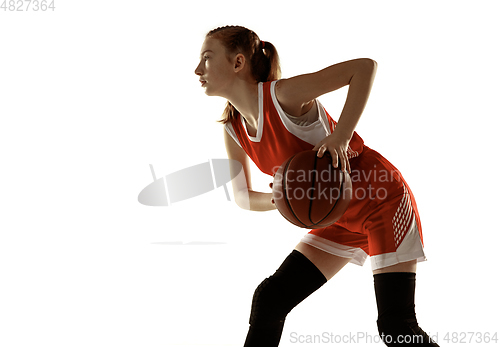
300,146,427,271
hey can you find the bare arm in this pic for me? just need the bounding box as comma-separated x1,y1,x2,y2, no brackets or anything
223,128,276,211
276,58,378,172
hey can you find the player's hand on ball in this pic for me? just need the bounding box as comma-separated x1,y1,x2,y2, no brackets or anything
313,132,351,173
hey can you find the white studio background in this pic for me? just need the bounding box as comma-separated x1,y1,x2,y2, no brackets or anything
1,1,498,346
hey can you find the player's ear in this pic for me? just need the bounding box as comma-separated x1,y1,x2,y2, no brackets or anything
234,53,246,73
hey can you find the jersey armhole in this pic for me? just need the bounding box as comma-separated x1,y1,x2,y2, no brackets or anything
271,80,333,136
224,122,242,148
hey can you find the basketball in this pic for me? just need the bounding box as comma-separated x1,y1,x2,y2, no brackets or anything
272,150,352,228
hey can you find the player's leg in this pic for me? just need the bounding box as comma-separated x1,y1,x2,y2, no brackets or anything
373,260,416,274
370,219,438,346
295,242,351,280
355,149,438,345
243,243,351,347
373,262,439,346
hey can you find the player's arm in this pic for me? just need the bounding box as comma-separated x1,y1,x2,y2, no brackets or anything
275,58,377,173
276,58,377,139
224,128,276,211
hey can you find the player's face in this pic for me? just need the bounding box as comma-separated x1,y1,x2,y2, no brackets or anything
195,38,235,97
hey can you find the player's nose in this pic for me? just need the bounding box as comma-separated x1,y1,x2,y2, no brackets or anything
194,61,203,76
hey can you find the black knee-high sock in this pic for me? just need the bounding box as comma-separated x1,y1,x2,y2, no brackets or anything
243,250,327,347
374,272,439,346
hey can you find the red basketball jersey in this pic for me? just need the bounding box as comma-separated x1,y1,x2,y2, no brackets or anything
225,80,365,176
225,81,426,270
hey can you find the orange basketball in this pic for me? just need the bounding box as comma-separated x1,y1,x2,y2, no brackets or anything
272,150,352,228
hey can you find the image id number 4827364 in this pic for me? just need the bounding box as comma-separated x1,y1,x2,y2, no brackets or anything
1,0,55,11
442,331,498,344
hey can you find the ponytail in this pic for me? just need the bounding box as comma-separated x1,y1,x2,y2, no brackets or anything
205,26,281,124
251,40,281,83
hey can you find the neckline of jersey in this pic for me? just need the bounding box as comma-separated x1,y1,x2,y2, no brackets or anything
240,82,264,142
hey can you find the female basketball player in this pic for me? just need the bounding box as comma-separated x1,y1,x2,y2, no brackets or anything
195,25,439,346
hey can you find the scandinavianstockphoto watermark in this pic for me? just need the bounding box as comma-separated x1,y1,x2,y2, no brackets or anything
138,160,403,207
290,331,499,344
137,160,407,245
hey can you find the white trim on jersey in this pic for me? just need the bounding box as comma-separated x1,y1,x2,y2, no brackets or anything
300,233,368,267
300,216,427,271
270,80,331,146
224,81,337,148
239,82,264,142
225,122,242,147
224,82,264,148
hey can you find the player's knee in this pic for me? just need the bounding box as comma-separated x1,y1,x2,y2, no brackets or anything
247,250,327,329
249,276,289,327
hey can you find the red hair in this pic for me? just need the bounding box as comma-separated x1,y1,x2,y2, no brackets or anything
206,25,281,124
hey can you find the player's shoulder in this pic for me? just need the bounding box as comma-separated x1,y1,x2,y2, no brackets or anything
274,78,315,117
